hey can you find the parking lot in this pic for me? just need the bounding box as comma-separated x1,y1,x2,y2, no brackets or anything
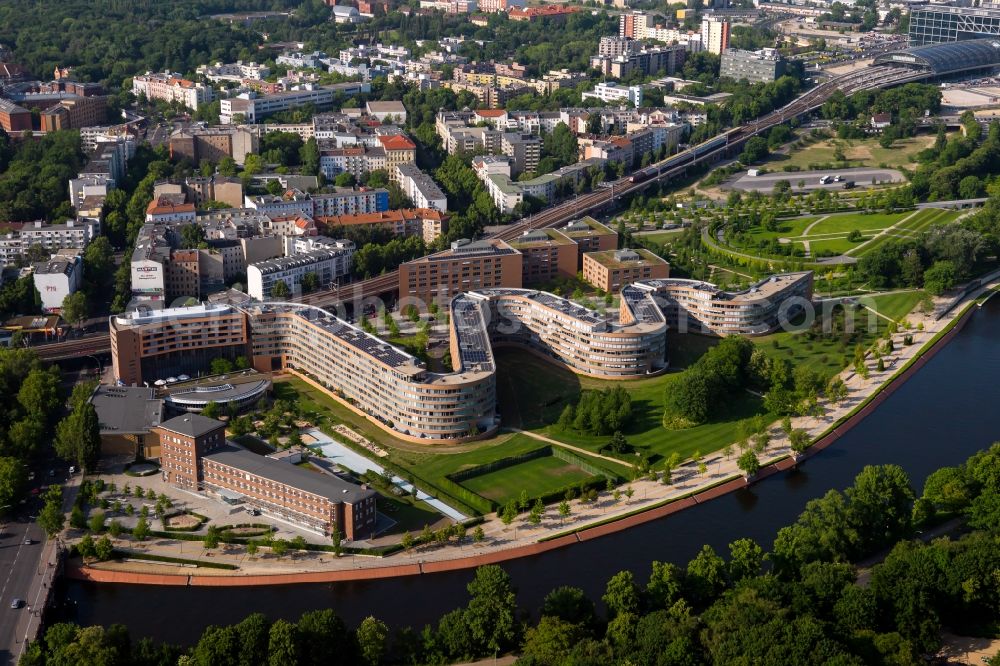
728,167,904,193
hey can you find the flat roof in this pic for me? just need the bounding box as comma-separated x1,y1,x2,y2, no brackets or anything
561,215,616,238
509,228,575,248
585,247,668,269
90,385,164,435
204,445,376,503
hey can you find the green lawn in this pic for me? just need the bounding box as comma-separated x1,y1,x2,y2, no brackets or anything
801,236,868,256
865,291,926,322
807,211,910,235
640,230,686,245
459,454,595,505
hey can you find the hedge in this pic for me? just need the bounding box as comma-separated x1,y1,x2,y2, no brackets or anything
551,446,624,482
112,549,238,570
447,447,551,482
160,511,209,532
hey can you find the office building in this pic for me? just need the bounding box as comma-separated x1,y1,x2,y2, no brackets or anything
508,229,578,285
720,48,786,83
110,303,251,386
909,5,1000,46
219,82,370,123
559,217,618,263
398,238,522,306
582,248,670,293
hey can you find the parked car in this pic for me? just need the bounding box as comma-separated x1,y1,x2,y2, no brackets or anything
10,598,23,609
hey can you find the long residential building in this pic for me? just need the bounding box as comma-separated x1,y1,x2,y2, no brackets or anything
110,271,813,442
132,72,213,110
317,208,448,243
219,82,370,123
395,163,448,211
247,247,355,301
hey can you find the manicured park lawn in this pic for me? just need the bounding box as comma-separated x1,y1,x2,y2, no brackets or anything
639,229,686,245
807,211,910,235
459,454,594,505
801,236,868,256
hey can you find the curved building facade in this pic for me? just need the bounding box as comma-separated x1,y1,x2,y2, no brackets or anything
111,272,811,443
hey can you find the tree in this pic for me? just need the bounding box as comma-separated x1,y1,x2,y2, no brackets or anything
465,565,518,655
922,260,957,296
132,516,150,542
0,456,26,514
88,511,105,534
61,291,89,328
401,531,413,552
603,570,641,619
472,526,484,543
271,279,290,299
646,561,683,610
203,525,220,549
94,535,113,561
500,500,517,526
737,450,761,478
728,538,764,582
267,619,299,666
17,367,62,418
541,586,597,627
331,526,343,556
300,272,320,294
201,401,221,420
271,539,289,558
558,500,571,522
520,616,586,666
685,544,728,607
356,616,389,666
218,157,238,177
38,496,64,537
246,541,259,558
55,402,101,471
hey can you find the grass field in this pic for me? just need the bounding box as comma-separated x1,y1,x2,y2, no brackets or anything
766,134,938,171
849,208,962,257
459,454,594,505
754,290,924,380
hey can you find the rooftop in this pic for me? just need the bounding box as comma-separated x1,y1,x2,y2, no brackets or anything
509,228,574,248
585,247,668,269
204,445,376,504
90,385,164,434
251,248,352,276
157,413,226,438
561,216,617,238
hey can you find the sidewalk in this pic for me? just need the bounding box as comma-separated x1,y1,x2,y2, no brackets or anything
70,279,995,581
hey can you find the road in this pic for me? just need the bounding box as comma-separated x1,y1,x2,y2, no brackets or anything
0,468,77,666
728,167,904,193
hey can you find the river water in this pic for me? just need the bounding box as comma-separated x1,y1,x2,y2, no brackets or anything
55,299,1000,645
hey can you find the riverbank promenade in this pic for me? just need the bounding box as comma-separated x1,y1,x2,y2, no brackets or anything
66,280,998,586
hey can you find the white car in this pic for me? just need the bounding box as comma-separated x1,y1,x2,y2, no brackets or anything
10,598,23,609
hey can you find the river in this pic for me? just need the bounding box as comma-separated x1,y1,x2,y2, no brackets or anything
53,299,1000,646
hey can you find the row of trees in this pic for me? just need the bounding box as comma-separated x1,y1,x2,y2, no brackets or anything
26,447,1000,664
857,224,992,292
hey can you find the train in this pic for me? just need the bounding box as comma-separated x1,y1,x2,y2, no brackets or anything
626,133,734,184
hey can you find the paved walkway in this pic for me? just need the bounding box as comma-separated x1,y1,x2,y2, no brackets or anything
843,209,923,257
68,279,999,581
504,428,630,466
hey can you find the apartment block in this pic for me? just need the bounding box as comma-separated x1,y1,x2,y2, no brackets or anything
247,247,354,300
720,48,786,84
169,126,259,166
399,238,522,306
395,163,448,211
582,82,644,108
33,253,83,312
317,208,448,244
219,82,370,123
318,145,386,180
501,132,541,176
701,17,730,54
508,229,578,285
582,248,670,293
132,72,213,110
377,134,417,180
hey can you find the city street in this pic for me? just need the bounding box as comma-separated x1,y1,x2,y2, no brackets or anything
0,473,78,665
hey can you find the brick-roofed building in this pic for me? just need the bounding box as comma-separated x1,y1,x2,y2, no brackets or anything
145,197,196,224
377,134,417,181
509,4,579,21
318,208,448,243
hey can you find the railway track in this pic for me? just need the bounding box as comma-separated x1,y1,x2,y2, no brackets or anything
35,64,928,348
